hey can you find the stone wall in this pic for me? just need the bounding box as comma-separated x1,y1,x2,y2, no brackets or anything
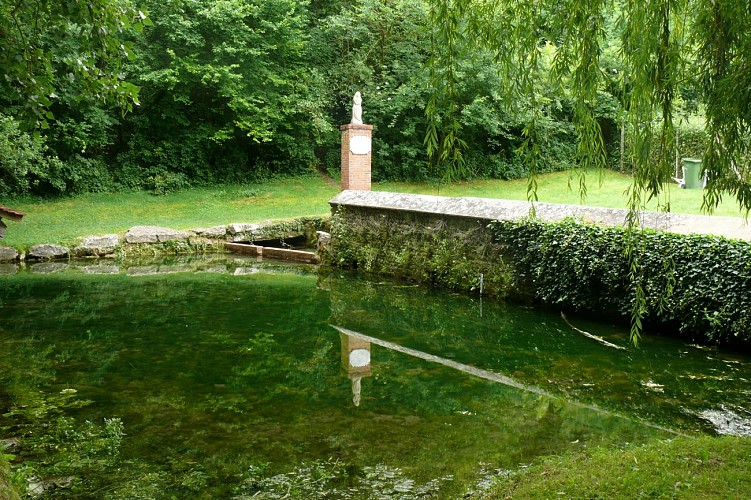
328,195,522,300
327,189,751,304
0,217,330,269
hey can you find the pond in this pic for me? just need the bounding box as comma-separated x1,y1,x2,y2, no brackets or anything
1,255,751,498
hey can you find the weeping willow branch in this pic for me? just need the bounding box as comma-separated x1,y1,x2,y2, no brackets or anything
425,0,751,343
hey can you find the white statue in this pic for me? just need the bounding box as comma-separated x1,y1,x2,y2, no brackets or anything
351,91,363,124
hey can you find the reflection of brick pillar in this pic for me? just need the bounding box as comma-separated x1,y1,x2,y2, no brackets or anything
340,333,372,377
340,124,373,191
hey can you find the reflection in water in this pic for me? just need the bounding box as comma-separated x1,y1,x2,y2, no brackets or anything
2,262,749,497
340,331,372,406
335,325,546,395
333,325,684,437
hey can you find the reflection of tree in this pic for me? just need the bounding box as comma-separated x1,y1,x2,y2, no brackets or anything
328,273,751,432
0,267,740,497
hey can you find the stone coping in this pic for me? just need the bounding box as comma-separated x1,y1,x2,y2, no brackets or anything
329,190,751,241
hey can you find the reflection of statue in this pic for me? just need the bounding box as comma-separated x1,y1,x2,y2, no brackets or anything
351,92,363,125
351,376,362,406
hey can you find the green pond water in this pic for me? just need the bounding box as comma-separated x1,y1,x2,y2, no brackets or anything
1,256,751,498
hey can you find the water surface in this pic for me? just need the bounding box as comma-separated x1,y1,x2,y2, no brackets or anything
1,256,750,498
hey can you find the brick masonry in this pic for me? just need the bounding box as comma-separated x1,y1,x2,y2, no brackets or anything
340,123,373,191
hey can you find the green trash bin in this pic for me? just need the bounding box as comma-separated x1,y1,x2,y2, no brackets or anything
682,158,704,189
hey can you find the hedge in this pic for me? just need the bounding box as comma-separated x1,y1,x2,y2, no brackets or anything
490,218,751,345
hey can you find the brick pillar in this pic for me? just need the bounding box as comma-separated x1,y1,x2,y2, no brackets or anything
340,123,373,191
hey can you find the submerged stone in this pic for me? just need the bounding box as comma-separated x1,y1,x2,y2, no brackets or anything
29,262,70,273
81,264,121,275
700,406,751,436
0,263,18,275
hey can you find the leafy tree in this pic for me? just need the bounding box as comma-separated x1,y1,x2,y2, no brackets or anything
426,0,751,342
426,0,751,215
0,113,65,196
312,0,579,182
0,0,149,130
114,0,330,188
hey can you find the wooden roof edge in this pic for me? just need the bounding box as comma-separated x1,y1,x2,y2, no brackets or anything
0,205,24,221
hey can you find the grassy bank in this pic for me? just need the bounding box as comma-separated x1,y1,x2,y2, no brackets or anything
485,435,751,498
1,177,339,248
0,453,20,500
1,170,747,248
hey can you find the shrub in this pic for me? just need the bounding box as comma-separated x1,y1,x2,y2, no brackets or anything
0,114,65,197
147,172,191,195
490,218,751,345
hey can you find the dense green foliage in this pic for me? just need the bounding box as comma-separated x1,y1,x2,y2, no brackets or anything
491,218,751,344
0,452,20,500
0,0,147,131
4,0,722,197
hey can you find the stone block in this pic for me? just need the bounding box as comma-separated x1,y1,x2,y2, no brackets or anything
74,234,120,256
0,246,19,262
227,223,260,235
192,226,227,238
28,244,69,260
125,226,193,244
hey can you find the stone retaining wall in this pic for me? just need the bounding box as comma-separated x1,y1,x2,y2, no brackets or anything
327,190,751,301
0,217,329,264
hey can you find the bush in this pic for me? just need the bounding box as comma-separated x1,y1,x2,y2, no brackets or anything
0,114,66,197
147,172,191,195
490,218,751,345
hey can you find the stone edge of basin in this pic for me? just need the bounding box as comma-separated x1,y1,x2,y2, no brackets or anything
329,190,751,241
0,218,326,263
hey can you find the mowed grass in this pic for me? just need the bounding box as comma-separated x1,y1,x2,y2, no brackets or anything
485,435,751,499
2,170,748,248
2,176,340,248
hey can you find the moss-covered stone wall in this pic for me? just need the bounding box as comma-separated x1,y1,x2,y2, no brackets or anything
328,205,526,301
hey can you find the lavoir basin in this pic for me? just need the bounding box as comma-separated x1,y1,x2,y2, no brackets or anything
1,256,750,498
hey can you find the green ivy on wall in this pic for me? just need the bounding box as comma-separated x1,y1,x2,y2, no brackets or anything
330,207,751,345
491,218,751,345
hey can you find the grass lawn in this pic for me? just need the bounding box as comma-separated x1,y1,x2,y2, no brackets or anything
1,170,748,248
1,177,340,248
485,435,751,498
